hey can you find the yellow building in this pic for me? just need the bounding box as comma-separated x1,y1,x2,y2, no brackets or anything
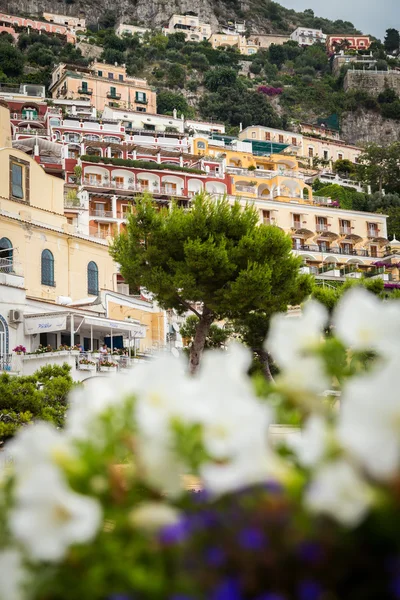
193,135,313,203
0,103,166,360
209,33,258,55
49,62,157,114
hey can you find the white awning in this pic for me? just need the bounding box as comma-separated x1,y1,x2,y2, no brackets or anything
24,314,67,335
84,315,145,337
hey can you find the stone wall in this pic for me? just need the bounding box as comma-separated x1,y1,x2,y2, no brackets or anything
341,110,400,145
344,70,400,96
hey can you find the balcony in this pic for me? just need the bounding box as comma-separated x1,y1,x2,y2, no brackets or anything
135,97,148,105
235,185,256,194
64,199,85,210
316,223,329,233
0,258,24,289
107,92,121,100
89,226,112,239
293,244,386,258
89,209,115,220
367,228,379,238
340,226,352,235
82,178,188,198
78,87,93,95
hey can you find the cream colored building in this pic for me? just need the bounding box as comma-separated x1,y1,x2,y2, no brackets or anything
116,23,150,38
240,126,361,165
163,14,211,42
248,33,290,49
0,103,171,368
43,12,86,31
49,62,157,114
209,33,258,55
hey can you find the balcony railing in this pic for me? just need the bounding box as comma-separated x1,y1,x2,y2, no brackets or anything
135,97,148,104
226,166,306,180
11,113,44,121
78,87,93,95
0,354,12,372
64,200,85,210
235,185,256,193
89,227,111,239
340,226,352,235
367,229,379,238
90,209,115,219
82,178,188,197
293,244,386,258
316,223,329,232
107,92,121,100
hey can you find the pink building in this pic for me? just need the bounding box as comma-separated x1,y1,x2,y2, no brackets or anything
0,13,76,43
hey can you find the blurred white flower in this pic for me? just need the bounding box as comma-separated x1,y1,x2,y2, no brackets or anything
6,422,73,476
305,459,372,526
129,502,180,532
65,376,122,441
10,465,102,561
0,549,26,600
337,360,400,480
288,414,328,468
277,356,330,398
136,435,185,498
334,288,400,356
196,345,272,460
267,300,328,369
132,355,200,437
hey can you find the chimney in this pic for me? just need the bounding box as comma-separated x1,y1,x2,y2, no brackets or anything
0,101,12,148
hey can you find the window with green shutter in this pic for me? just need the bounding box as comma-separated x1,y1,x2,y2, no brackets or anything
110,86,116,98
135,91,147,103
82,81,88,91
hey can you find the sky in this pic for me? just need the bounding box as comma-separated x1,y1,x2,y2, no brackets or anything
278,0,399,41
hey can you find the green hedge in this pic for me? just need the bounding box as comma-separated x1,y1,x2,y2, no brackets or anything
80,155,205,175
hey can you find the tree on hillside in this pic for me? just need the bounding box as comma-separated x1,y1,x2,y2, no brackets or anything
357,143,400,194
111,194,306,374
384,28,400,54
156,90,195,118
0,42,24,78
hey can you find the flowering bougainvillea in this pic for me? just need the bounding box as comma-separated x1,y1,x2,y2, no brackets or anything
257,86,283,96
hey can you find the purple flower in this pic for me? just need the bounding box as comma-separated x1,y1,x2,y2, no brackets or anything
238,526,265,550
205,546,225,566
159,519,190,545
390,574,400,599
263,480,284,494
298,580,322,600
256,595,286,600
211,577,242,600
297,540,323,564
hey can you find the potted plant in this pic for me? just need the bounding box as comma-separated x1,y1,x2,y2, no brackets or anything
99,360,118,372
79,358,97,371
12,345,26,355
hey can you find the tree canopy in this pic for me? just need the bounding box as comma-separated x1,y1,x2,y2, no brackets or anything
111,193,306,373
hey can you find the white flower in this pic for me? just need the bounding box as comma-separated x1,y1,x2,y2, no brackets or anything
201,445,284,497
267,300,328,369
0,549,26,600
305,459,372,526
129,502,181,532
276,356,330,398
136,435,185,498
6,422,73,476
288,414,328,468
334,287,400,356
337,360,400,480
131,355,200,437
196,345,273,461
10,465,102,561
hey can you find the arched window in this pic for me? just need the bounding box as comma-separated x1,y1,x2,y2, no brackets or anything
41,250,55,286
0,238,12,272
87,261,99,295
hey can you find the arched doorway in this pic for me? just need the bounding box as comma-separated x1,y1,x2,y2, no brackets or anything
0,237,12,272
0,313,10,370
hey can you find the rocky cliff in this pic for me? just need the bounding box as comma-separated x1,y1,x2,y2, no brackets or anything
341,110,400,145
0,0,248,30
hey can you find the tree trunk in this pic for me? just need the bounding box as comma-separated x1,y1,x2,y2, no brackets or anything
254,348,275,383
189,308,214,375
